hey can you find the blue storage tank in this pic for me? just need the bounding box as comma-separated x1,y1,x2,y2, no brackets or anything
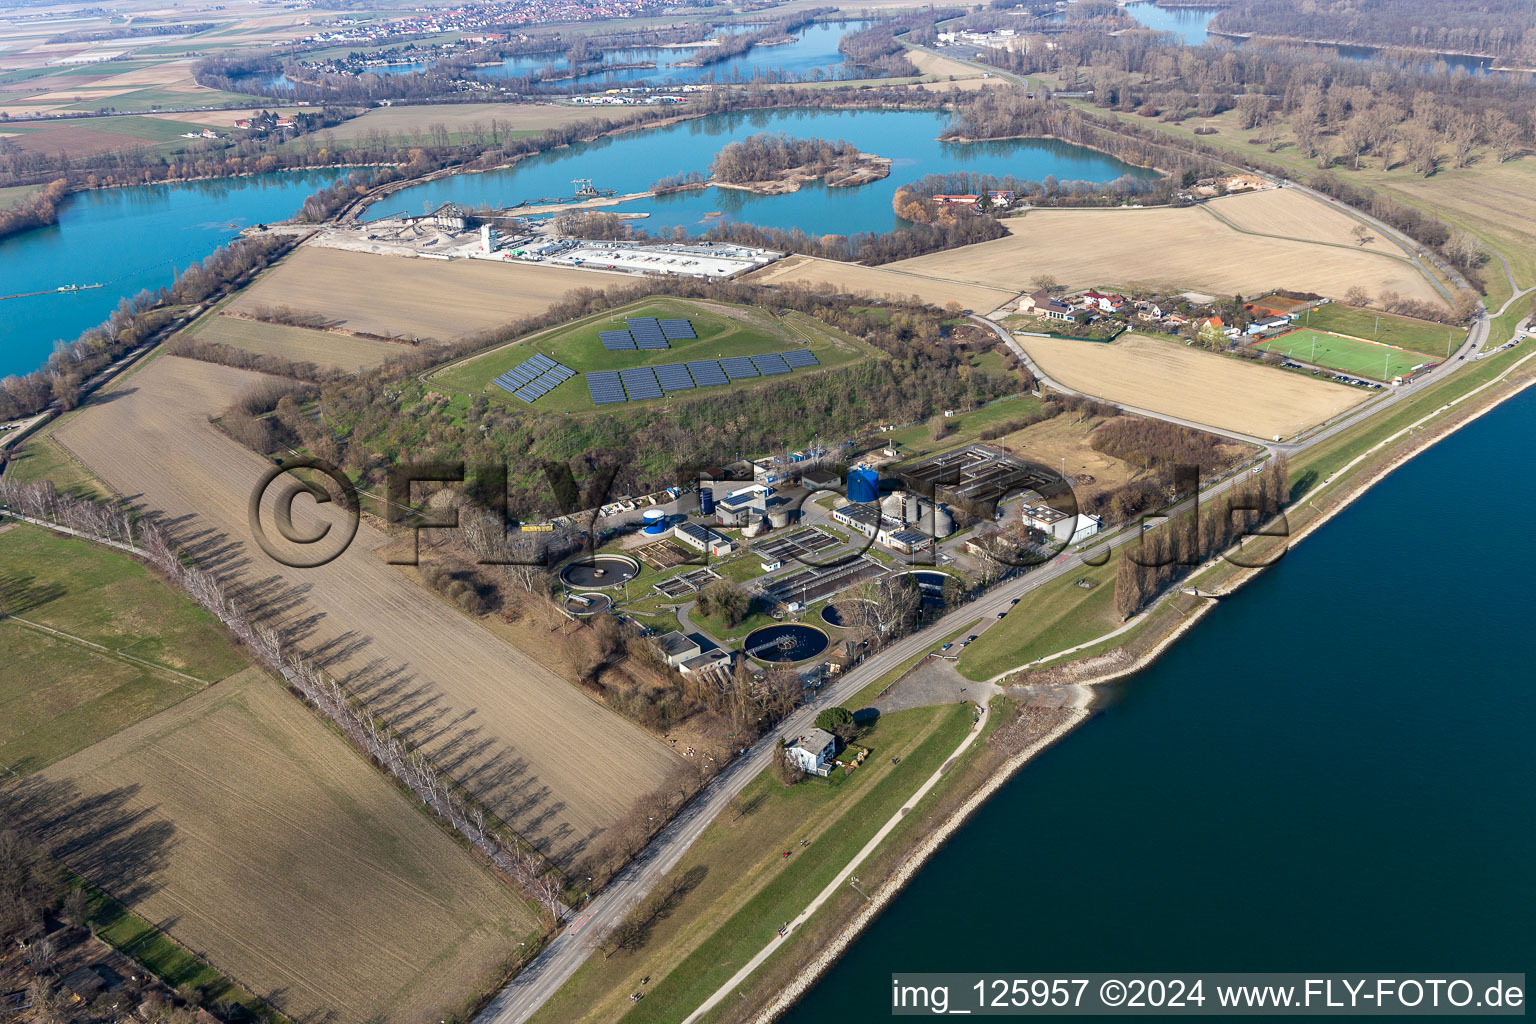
847,468,878,504
699,488,715,515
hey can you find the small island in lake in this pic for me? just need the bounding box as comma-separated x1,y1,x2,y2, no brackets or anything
708,131,891,194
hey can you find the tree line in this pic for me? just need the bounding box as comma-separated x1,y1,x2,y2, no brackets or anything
0,178,66,241
1114,454,1290,619
1210,0,1536,60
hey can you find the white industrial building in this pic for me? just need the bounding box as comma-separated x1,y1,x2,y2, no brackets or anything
1022,504,1102,544
831,491,957,555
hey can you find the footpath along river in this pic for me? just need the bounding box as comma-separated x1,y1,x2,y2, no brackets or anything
784,386,1536,1016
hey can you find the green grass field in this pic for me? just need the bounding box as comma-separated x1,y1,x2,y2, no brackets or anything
432,296,869,414
1297,303,1461,358
528,703,972,1024
1257,329,1432,381
958,556,1120,681
0,523,248,775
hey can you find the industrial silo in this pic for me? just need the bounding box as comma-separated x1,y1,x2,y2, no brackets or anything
699,488,715,515
847,468,878,504
933,505,955,537
905,493,921,522
768,509,792,529
881,492,906,519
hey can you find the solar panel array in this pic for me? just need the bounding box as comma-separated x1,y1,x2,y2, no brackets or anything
493,353,574,404
600,330,636,351
580,350,819,405
751,352,791,376
687,359,728,387
654,363,695,391
720,356,760,380
626,317,671,351
619,366,662,400
660,318,696,341
587,369,626,406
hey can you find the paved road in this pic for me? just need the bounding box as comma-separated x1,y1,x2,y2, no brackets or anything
477,57,1519,1024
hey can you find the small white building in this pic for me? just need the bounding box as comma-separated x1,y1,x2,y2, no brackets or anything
1022,504,1102,544
674,521,735,557
784,728,837,777
654,631,702,669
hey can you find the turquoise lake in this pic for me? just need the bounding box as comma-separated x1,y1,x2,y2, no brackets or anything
0,108,1152,378
476,20,874,86
367,107,1156,234
783,385,1536,1016
0,169,354,380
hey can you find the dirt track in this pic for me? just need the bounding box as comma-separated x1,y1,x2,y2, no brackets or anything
55,356,678,865
28,668,538,1024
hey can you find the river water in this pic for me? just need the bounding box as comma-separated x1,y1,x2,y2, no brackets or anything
783,385,1536,1017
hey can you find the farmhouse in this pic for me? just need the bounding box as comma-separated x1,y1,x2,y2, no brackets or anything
1022,504,1102,544
1018,290,1074,321
1082,290,1129,313
931,194,981,206
784,728,837,777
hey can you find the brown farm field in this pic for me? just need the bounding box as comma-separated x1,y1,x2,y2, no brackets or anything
26,668,539,1024
190,313,403,369
1017,333,1366,439
742,253,1018,313
888,200,1444,306
1205,187,1399,256
227,246,609,341
53,355,680,865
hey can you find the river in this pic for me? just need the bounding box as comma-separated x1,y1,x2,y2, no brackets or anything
0,169,354,379
783,385,1536,1017
367,107,1156,235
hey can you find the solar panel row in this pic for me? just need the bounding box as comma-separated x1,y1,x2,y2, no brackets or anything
619,366,663,401
659,318,696,341
493,354,574,403
751,352,791,376
586,369,626,405
580,350,819,406
600,330,636,351
720,356,759,380
654,363,695,391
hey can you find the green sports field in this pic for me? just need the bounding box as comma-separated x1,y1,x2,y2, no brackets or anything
432,296,869,413
1293,303,1461,358
1257,329,1435,381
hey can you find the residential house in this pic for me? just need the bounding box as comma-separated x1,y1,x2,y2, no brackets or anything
1082,290,1129,313
783,728,837,776
1020,290,1074,321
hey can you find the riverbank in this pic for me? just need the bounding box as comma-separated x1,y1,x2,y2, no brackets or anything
750,686,1092,1022
743,339,1536,1021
